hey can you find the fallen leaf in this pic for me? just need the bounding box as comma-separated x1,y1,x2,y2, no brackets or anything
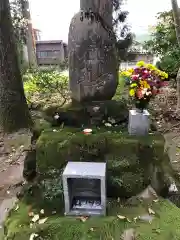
14,205,19,211
117,215,126,220
38,217,48,224
29,233,38,240
127,218,132,223
155,229,161,234
148,208,155,215
32,214,40,223
29,223,33,228
77,216,88,222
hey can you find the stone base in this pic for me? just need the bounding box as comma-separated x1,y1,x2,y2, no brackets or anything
128,109,150,135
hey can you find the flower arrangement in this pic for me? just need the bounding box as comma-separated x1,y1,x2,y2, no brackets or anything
120,61,168,111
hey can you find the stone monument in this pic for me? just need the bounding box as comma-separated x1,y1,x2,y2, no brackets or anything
68,0,118,102
62,162,106,216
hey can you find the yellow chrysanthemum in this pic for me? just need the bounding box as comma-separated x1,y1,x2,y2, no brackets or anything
155,69,168,80
128,68,134,73
136,61,145,67
160,71,168,79
130,83,137,88
146,64,157,71
120,71,132,77
129,89,135,96
139,80,151,89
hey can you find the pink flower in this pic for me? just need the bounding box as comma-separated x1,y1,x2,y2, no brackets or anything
160,81,168,87
137,89,144,99
132,75,139,81
143,70,149,74
134,68,139,73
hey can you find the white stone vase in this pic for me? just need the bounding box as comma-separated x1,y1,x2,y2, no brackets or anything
128,109,150,136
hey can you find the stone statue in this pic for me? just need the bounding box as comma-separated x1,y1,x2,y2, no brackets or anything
68,0,118,102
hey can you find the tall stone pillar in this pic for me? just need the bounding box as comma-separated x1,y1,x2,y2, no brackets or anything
68,0,118,102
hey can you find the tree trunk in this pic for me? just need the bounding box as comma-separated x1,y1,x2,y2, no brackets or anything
0,0,32,133
171,0,180,110
21,0,37,68
176,68,180,110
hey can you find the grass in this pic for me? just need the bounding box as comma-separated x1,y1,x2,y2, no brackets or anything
4,196,180,240
113,76,127,101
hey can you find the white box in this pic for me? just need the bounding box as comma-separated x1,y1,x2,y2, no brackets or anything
62,162,106,216
128,109,150,135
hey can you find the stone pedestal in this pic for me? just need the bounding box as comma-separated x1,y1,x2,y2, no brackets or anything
62,162,106,216
128,109,150,135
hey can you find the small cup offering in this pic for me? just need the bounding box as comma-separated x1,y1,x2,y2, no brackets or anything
83,128,92,135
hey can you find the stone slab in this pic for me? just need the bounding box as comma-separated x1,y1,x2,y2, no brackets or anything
128,109,150,135
63,162,106,178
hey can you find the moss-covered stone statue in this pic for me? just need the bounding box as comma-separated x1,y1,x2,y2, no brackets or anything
68,0,118,102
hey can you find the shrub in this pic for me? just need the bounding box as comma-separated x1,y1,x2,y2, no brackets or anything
23,69,70,108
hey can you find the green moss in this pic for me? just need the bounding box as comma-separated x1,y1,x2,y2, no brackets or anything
136,200,180,239
36,128,165,197
34,118,51,134
4,199,180,240
43,99,128,127
37,128,164,171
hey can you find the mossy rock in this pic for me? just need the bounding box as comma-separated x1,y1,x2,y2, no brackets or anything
43,100,128,127
36,128,167,197
4,197,180,240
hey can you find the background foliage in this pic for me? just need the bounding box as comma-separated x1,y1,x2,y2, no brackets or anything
144,10,180,78
23,69,70,109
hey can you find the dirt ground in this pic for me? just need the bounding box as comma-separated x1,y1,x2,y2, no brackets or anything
151,86,180,176
0,130,32,232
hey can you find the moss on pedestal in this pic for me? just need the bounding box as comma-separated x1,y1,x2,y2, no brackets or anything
36,127,165,197
43,100,128,127
4,198,180,240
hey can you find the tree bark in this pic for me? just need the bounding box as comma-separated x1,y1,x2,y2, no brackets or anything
0,0,32,133
21,0,37,68
171,0,180,110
